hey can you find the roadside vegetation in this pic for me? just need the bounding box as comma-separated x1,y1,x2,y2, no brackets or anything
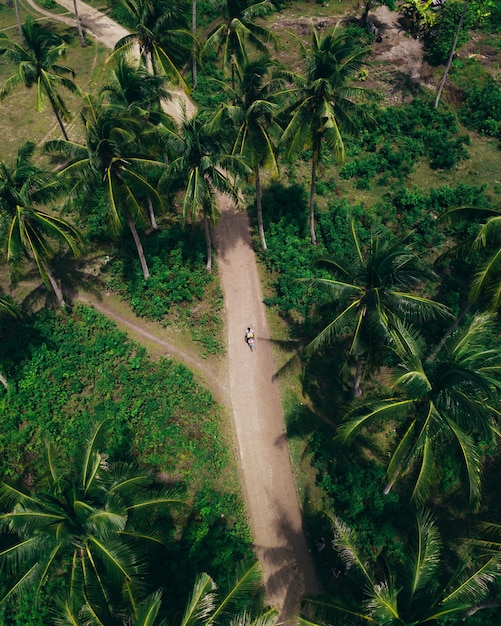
0,0,500,624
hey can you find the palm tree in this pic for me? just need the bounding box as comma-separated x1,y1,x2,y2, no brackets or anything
177,563,278,626
164,110,251,271
203,0,278,91
439,205,501,312
304,222,449,397
46,96,167,280
0,142,81,307
0,18,81,141
300,511,501,625
11,0,23,42
0,292,18,390
112,0,194,90
0,420,185,622
280,26,371,245
55,562,278,626
210,55,284,250
101,57,173,117
100,58,176,230
338,313,501,506
435,0,471,108
72,0,87,47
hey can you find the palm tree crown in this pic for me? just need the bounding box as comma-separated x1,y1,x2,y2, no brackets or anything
305,222,449,397
209,55,284,250
163,110,250,271
280,26,371,244
339,313,501,505
113,0,194,90
0,421,184,622
0,141,81,307
300,511,501,626
0,18,80,140
45,96,167,280
203,0,277,90
439,205,501,311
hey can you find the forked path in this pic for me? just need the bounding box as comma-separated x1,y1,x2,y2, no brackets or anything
42,0,319,614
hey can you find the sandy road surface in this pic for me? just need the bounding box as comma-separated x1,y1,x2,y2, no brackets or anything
33,0,319,615
215,197,319,615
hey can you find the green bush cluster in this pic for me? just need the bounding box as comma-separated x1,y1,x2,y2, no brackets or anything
425,0,476,66
0,306,223,479
340,99,470,187
100,226,224,353
257,181,487,320
309,430,406,562
0,304,253,609
459,76,501,138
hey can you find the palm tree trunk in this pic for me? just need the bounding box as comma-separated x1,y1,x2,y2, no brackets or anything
47,268,67,307
192,0,197,88
48,96,70,141
0,371,9,390
72,0,87,47
204,214,212,272
353,358,363,398
255,167,267,251
124,209,150,280
309,154,318,245
14,0,23,43
434,0,470,108
147,196,159,230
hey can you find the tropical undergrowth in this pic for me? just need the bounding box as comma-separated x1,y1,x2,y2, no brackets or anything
82,189,225,355
251,113,501,613
0,304,252,614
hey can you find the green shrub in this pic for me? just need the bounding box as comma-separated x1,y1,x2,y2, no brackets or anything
459,76,501,138
425,0,476,66
309,430,407,561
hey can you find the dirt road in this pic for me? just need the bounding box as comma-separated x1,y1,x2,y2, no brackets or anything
38,0,319,616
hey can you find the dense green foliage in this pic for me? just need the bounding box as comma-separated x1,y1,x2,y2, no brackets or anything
0,0,501,623
425,0,476,66
0,305,252,622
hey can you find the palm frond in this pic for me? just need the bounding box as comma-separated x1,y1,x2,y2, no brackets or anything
444,418,481,507
325,512,373,585
439,555,501,612
181,573,217,626
208,561,262,625
404,509,441,603
364,581,400,623
337,399,414,442
409,435,437,505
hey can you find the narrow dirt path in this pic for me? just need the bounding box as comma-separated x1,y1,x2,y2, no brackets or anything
38,0,319,615
215,197,319,615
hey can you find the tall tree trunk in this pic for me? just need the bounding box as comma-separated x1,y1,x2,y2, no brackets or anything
309,153,318,245
47,267,67,307
147,196,159,230
0,371,9,390
192,0,197,88
434,0,470,108
124,209,150,279
255,166,267,251
14,0,23,43
48,96,70,141
72,0,87,47
353,357,363,398
204,214,212,272
231,62,236,94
